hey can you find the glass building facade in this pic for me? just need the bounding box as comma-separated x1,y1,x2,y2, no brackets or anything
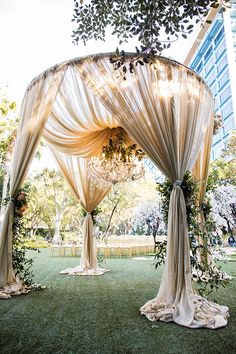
189,4,236,160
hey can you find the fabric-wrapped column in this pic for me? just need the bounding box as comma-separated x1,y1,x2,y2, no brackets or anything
0,66,66,298
49,149,111,276
75,54,229,328
140,181,229,328
80,212,97,269
0,200,17,298
150,181,193,325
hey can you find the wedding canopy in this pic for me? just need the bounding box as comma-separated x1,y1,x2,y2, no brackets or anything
0,53,229,328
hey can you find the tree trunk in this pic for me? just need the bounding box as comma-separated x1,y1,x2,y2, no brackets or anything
52,209,62,244
226,219,234,238
0,168,10,213
220,213,234,237
30,228,34,239
104,199,120,238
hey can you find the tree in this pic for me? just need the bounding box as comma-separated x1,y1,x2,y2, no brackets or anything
0,97,17,208
26,169,83,243
25,183,53,239
72,0,230,54
132,199,165,243
97,174,158,237
207,133,236,191
0,96,43,211
206,134,236,241
222,130,236,161
209,184,236,239
97,183,137,237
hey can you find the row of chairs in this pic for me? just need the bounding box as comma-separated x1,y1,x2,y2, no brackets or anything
50,243,155,257
51,244,82,257
104,235,154,245
97,244,154,258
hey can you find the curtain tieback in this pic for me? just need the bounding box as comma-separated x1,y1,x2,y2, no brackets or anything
173,180,182,188
10,197,16,204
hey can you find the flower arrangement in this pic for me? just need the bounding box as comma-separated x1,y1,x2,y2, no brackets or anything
213,113,223,136
12,188,35,286
15,191,28,215
156,172,230,296
102,127,145,162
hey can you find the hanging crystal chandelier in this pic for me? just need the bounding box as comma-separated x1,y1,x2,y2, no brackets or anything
89,153,145,184
88,128,145,184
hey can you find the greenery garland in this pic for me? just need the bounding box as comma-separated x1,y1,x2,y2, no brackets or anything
12,187,37,286
156,171,230,297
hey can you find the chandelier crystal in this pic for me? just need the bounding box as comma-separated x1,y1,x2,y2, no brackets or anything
88,153,145,184
88,127,145,184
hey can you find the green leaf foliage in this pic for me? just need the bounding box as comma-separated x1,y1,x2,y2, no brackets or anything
12,186,38,286
102,127,145,162
71,0,230,54
156,171,230,297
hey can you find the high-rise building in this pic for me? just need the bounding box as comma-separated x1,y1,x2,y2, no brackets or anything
184,3,236,160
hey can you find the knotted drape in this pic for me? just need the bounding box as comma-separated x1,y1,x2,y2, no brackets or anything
50,149,111,275
75,55,229,328
0,66,67,298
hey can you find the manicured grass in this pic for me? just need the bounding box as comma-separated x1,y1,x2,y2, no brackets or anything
0,249,236,354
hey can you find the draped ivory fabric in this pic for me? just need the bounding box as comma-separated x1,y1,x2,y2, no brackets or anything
74,55,229,328
0,53,229,328
44,65,126,157
49,149,111,275
0,67,67,298
192,120,231,279
192,116,214,206
192,116,214,265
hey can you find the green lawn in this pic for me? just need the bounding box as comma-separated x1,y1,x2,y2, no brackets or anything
0,249,236,354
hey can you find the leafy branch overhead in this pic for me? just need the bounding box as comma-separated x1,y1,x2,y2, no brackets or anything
72,0,230,54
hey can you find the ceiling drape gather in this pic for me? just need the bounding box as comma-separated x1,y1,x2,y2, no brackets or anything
44,66,121,157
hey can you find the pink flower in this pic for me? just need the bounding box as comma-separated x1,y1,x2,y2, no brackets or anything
17,192,26,201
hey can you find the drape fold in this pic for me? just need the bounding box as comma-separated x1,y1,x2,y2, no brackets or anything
192,114,214,205
0,66,66,297
80,213,97,269
50,149,111,275
74,55,229,328
43,66,121,157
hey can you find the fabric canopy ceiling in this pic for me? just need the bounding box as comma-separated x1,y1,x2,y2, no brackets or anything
0,53,229,328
